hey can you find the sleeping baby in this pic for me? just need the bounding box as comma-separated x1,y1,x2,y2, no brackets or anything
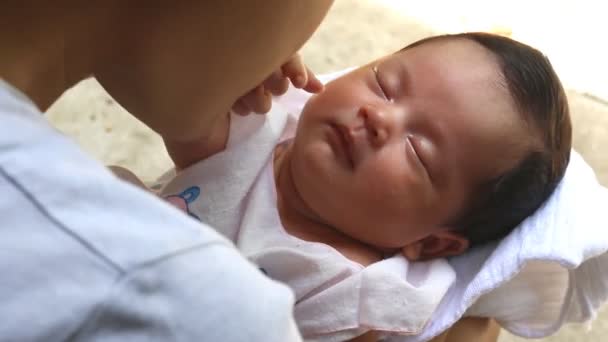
152,32,572,341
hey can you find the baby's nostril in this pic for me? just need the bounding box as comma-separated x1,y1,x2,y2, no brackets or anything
359,110,369,121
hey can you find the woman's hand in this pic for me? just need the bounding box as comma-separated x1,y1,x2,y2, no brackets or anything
429,318,500,342
231,53,324,115
348,331,378,342
166,54,324,170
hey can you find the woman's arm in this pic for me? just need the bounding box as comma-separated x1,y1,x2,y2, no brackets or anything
348,331,378,342
346,318,499,342
430,318,500,342
96,0,334,145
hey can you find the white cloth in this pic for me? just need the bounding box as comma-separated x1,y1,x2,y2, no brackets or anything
0,79,301,342
400,150,608,342
160,108,456,341
275,76,608,341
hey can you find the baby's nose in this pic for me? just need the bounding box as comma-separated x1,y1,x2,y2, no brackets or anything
359,104,390,148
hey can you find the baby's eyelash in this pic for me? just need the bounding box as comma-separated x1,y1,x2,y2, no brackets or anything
407,135,433,183
373,66,391,101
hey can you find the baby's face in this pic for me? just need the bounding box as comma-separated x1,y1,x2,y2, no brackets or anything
290,38,533,249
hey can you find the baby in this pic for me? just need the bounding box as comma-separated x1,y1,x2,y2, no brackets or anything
156,32,571,341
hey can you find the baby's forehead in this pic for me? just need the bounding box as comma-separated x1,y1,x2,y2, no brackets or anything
395,36,493,58
390,41,513,114
388,38,505,84
398,41,532,179
382,39,503,82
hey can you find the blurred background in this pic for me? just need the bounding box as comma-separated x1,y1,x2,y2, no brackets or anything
46,1,607,341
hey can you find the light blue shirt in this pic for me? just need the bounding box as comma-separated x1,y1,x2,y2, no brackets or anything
0,80,301,342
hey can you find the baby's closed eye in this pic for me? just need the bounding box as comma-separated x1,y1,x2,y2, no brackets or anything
372,66,391,102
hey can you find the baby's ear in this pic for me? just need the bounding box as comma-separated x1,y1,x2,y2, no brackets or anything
401,231,469,261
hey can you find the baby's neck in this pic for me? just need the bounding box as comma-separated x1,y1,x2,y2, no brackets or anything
273,141,319,224
273,141,385,266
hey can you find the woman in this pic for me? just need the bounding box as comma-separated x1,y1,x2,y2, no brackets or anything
0,2,499,341
0,2,331,341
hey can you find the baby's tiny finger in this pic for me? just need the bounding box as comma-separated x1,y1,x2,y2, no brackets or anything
302,67,324,93
264,70,290,96
242,85,272,114
282,55,307,89
257,89,273,114
241,86,263,114
232,98,250,116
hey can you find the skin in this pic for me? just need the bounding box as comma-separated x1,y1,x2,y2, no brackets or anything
276,38,535,262
0,0,333,142
166,54,324,170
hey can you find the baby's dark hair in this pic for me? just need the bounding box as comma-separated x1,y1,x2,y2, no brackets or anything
405,32,572,248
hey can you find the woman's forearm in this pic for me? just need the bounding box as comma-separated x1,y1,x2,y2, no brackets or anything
346,318,500,342
348,331,378,342
97,0,334,144
431,318,500,342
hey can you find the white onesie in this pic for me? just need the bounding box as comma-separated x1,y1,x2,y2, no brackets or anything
159,105,456,341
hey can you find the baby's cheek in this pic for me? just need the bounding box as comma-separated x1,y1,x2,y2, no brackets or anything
363,153,405,185
363,155,434,210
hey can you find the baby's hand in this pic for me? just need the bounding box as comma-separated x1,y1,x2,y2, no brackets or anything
231,53,324,115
